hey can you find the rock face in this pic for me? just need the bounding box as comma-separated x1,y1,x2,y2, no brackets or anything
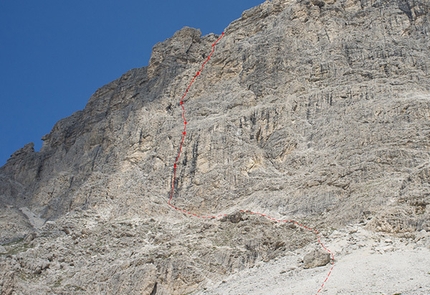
1,0,430,294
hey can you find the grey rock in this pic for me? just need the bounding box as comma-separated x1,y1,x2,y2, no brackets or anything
19,207,45,229
303,249,331,269
0,0,429,294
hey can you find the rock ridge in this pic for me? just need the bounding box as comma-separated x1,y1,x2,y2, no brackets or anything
1,0,430,294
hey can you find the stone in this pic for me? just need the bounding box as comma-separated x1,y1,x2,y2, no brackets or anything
221,211,244,223
303,249,331,269
0,245,6,254
23,232,37,243
0,0,429,294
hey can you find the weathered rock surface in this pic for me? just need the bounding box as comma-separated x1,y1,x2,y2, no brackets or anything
303,249,331,268
1,0,430,294
196,225,430,294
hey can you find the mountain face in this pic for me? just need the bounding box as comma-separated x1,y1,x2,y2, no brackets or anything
1,0,430,294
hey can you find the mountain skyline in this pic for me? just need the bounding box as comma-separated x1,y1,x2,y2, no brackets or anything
0,0,263,166
1,0,429,293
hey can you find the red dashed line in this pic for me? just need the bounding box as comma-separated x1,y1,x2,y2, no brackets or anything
167,32,334,294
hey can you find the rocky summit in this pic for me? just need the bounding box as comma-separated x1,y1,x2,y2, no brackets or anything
1,0,430,294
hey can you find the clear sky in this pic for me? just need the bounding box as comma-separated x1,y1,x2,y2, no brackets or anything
0,0,263,166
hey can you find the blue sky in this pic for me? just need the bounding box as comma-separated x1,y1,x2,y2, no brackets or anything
0,0,263,166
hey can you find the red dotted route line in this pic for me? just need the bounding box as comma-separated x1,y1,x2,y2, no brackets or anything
167,32,334,294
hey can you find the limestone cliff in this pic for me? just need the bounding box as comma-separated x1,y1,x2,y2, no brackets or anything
1,0,429,294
